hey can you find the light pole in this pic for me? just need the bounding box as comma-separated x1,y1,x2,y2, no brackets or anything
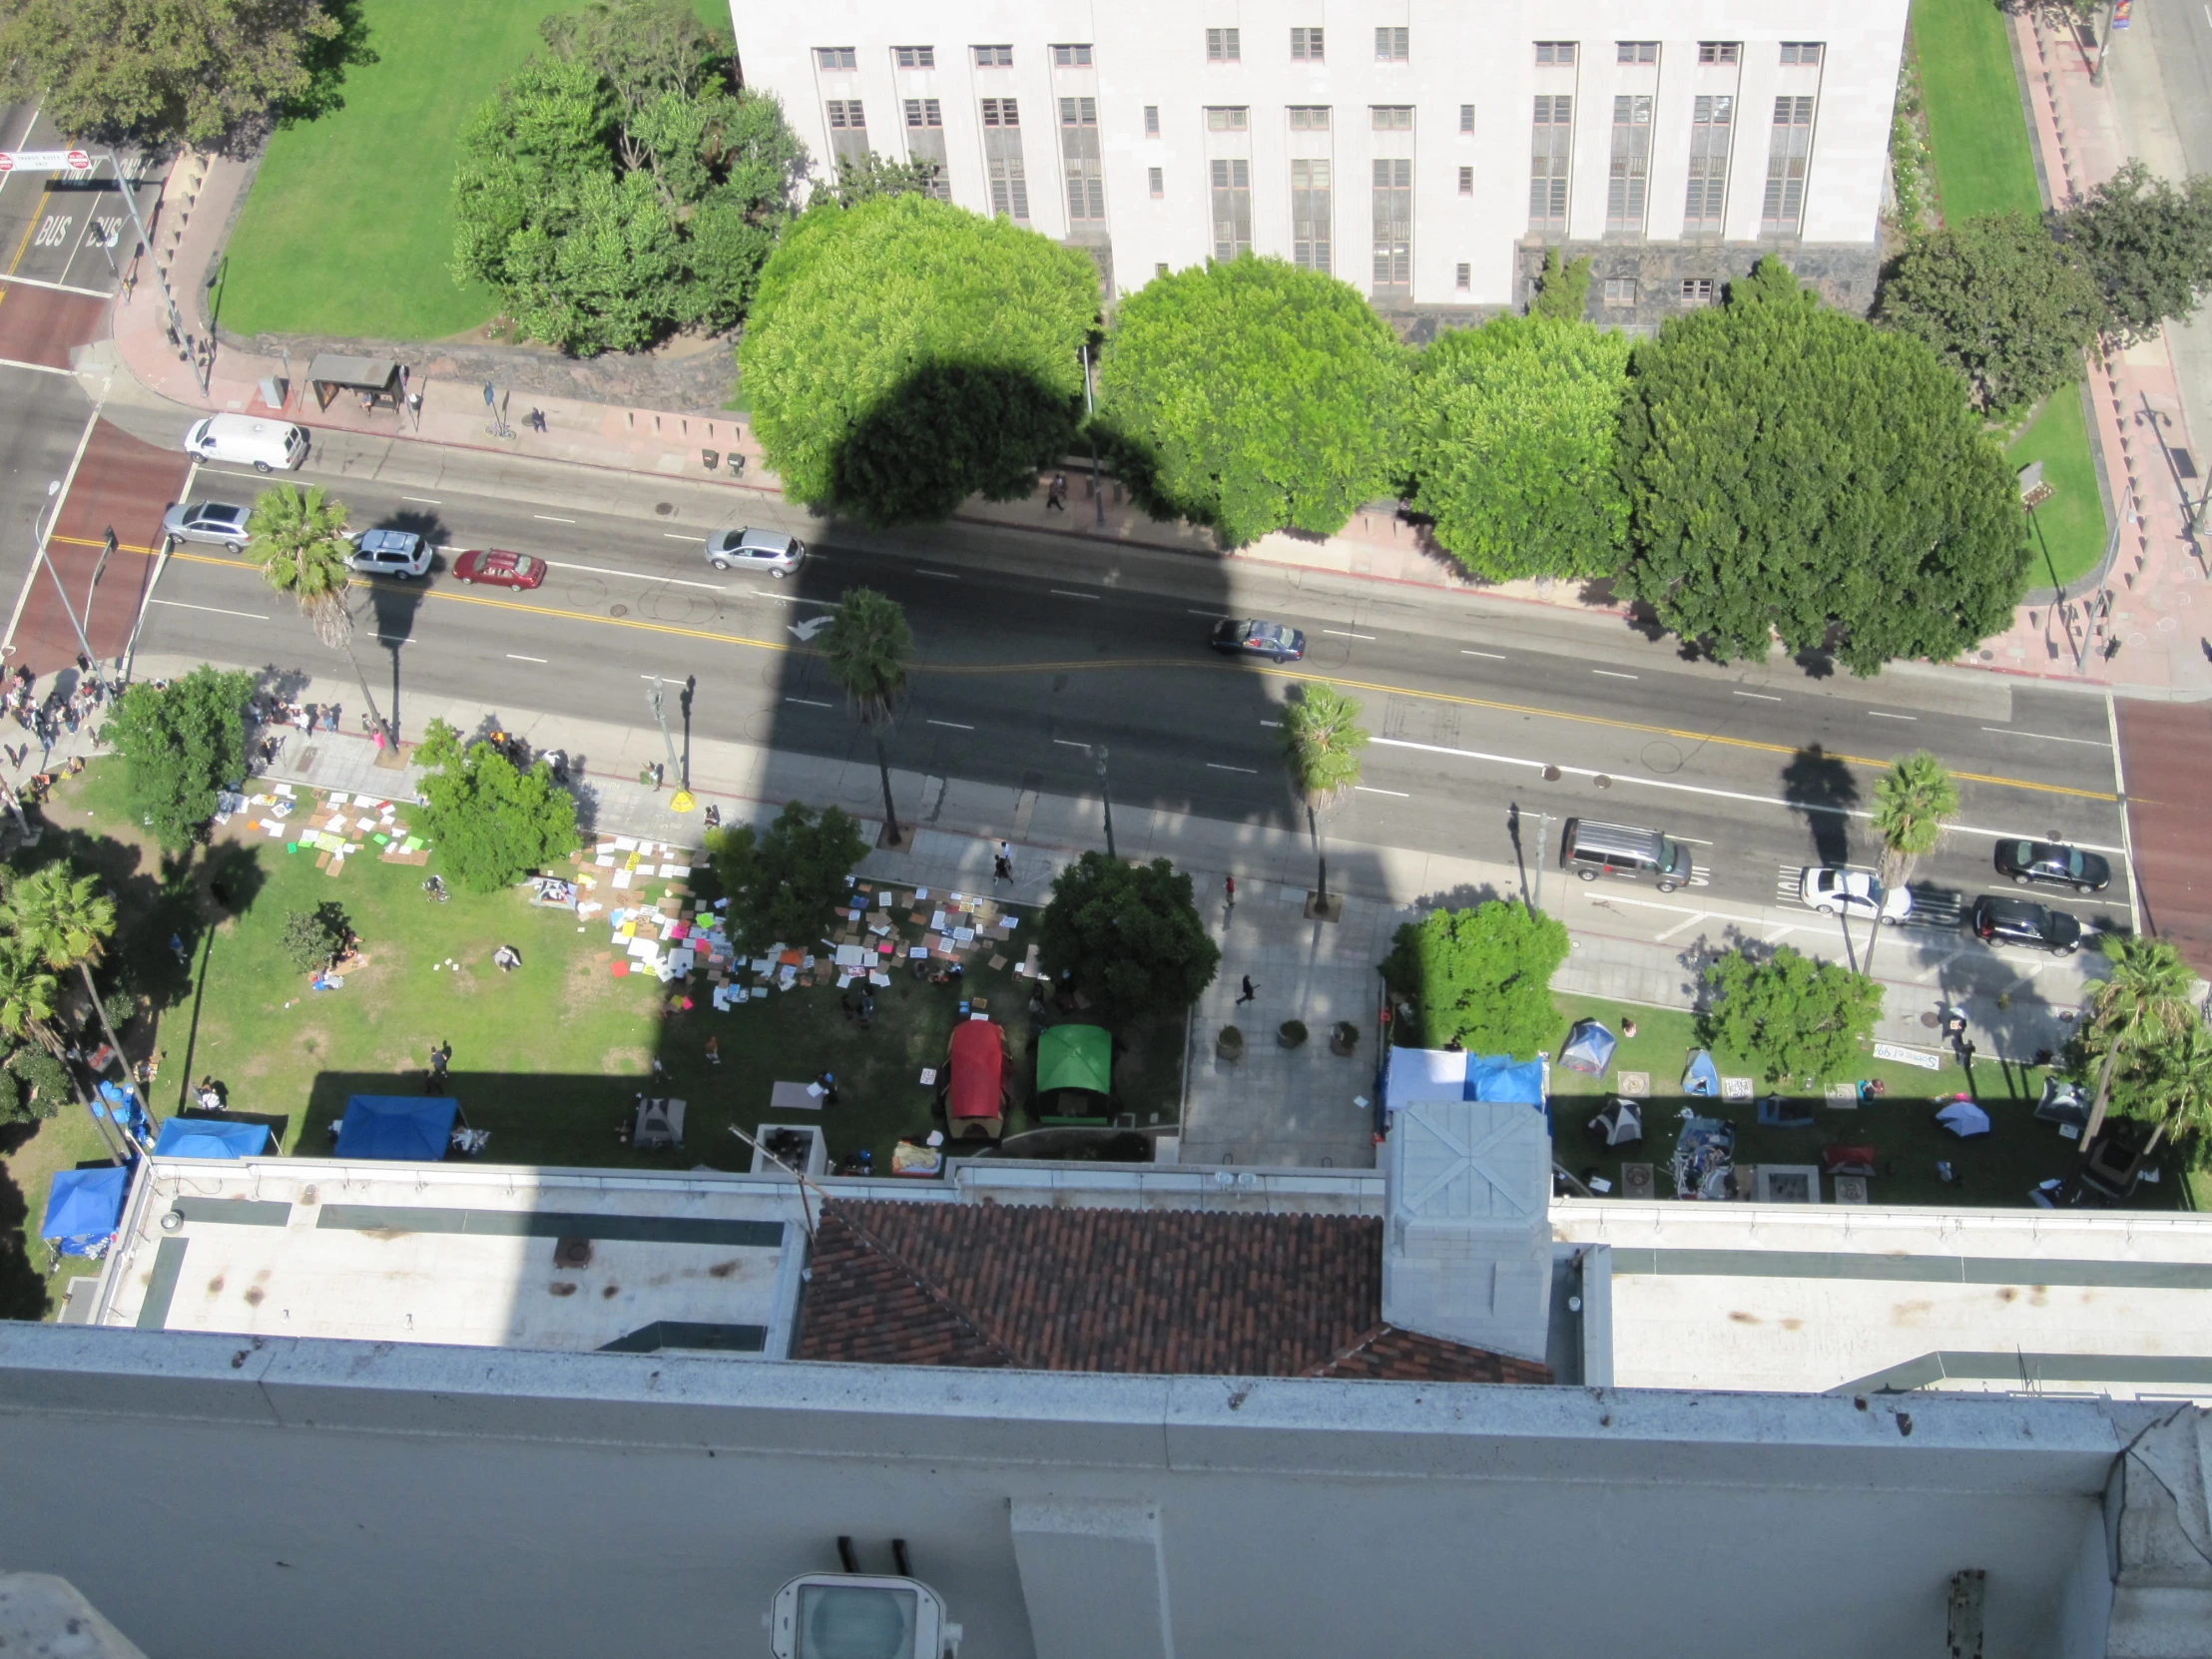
33,481,99,680
650,676,695,812
102,149,206,397
1093,744,1116,859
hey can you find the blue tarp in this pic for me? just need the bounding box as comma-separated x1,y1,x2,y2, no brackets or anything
335,1095,457,1161
153,1118,270,1159
94,1080,153,1148
1463,1054,1546,1106
1560,1020,1616,1075
41,1165,128,1255
1682,1050,1721,1097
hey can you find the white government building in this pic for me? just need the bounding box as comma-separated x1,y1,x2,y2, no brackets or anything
735,0,1908,319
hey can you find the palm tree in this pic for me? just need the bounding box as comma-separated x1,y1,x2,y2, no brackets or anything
248,484,394,745
2082,933,2197,1140
10,863,126,1078
1863,750,1957,977
0,932,119,1164
2132,1020,2212,1158
1281,682,1369,917
821,587,913,847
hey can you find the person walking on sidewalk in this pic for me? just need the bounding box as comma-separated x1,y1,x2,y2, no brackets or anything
1237,975,1257,1005
1045,473,1067,512
1224,874,1236,915
994,839,1013,882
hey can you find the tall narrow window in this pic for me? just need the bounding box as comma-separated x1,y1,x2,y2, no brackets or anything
1458,104,1475,134
1144,105,1161,136
1683,95,1733,230
904,99,949,200
1061,97,1105,223
893,45,934,68
981,98,1029,219
1149,166,1164,198
1372,158,1411,295
1291,26,1325,60
816,46,857,69
1206,27,1240,62
1529,95,1571,230
1763,96,1814,230
1210,159,1252,259
1376,26,1408,62
1052,43,1094,66
1534,41,1576,65
1455,263,1471,290
1457,165,1473,195
1291,159,1331,272
1606,94,1652,232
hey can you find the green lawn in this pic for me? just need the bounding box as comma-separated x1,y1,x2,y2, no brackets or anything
1545,994,2191,1212
1910,0,2045,220
2010,388,2109,588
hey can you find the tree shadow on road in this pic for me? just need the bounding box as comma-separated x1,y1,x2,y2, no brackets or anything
1780,744,1860,867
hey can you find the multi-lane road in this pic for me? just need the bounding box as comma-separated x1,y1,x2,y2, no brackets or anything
106,422,2136,935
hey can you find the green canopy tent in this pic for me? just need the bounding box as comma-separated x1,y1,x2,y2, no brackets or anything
1035,1023,1116,1123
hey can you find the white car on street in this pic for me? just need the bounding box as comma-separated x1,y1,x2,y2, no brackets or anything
345,529,432,579
1799,865,1912,925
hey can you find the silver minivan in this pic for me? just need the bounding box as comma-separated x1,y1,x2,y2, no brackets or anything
706,527,804,577
1563,820,1695,891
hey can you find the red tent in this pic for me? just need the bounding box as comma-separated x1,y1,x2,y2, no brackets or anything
947,1020,1006,1138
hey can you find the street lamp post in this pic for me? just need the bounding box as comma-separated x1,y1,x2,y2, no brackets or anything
32,481,100,682
102,149,206,397
650,676,694,812
1093,744,1116,859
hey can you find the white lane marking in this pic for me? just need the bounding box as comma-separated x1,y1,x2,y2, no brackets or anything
784,697,832,708
1207,763,1259,774
1370,735,2128,850
1461,649,1506,659
1868,711,1918,721
1051,588,1101,599
532,514,577,524
1592,669,1638,680
1259,719,1283,728
788,616,833,643
926,719,975,731
1978,725,2109,748
1733,690,1782,702
916,568,960,579
400,495,441,505
540,558,726,592
1653,910,1712,942
664,533,705,541
1355,785,1409,797
1189,608,1231,618
0,272,111,298
1052,739,1091,749
149,599,267,621
760,590,834,606
1323,629,1377,640
505,653,547,663
0,356,73,376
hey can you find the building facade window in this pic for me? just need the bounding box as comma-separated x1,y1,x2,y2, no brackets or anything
981,98,1028,219
827,99,864,128
903,100,949,199
1376,26,1408,62
1292,26,1324,61
1606,94,1652,232
1206,27,1241,61
972,43,1013,67
1458,164,1473,195
1291,158,1331,272
1149,166,1164,197
1156,262,1170,277
1534,41,1577,65
1779,41,1824,65
1372,158,1411,296
1289,106,1331,130
817,46,857,69
1528,94,1572,230
1207,106,1250,131
1052,43,1093,66
1603,276,1635,305
1210,159,1253,259
892,45,933,68
1763,95,1814,230
1061,97,1106,223
1372,105,1412,130
1616,40,1657,63
1697,41,1740,64
827,99,869,163
1681,277,1715,304
1145,105,1161,136
1458,104,1475,134
1683,94,1732,230
1455,262,1471,289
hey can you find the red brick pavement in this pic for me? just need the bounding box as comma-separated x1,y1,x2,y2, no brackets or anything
11,419,186,675
2114,700,2212,973
0,284,106,370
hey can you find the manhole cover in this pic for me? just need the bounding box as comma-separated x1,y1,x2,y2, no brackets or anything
610,604,629,617
1978,650,1994,661
1594,774,1612,789
1542,764,1561,782
654,502,675,516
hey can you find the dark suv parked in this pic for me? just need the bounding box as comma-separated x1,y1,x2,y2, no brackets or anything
1970,894,2083,956
1993,838,2111,894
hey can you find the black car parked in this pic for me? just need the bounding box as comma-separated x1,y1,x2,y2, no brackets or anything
1970,893,2083,955
1209,619,1307,662
1993,838,2111,894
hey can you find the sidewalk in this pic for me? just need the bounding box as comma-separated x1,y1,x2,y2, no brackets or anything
122,652,2107,1169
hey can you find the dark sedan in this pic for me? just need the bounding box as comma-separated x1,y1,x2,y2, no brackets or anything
1994,838,2110,894
1970,894,2084,956
1210,619,1306,662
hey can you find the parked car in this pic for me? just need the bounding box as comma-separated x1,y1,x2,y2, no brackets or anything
452,548,546,591
345,529,431,579
1210,619,1307,662
706,527,804,577
1970,893,2083,955
1799,865,1912,925
160,501,252,552
1993,837,2111,894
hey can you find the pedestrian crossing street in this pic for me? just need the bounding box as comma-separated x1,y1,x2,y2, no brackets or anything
1771,863,1964,931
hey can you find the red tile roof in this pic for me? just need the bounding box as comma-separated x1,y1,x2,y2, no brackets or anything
794,1200,1551,1383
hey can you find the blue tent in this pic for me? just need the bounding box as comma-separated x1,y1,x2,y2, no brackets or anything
1560,1020,1616,1075
336,1095,457,1161
94,1080,154,1148
1682,1050,1721,1097
1463,1054,1546,1107
41,1166,129,1257
153,1118,271,1160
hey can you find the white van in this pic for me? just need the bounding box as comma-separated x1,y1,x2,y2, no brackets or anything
183,413,309,473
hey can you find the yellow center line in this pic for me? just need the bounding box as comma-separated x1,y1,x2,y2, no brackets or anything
0,183,49,313
157,548,2116,804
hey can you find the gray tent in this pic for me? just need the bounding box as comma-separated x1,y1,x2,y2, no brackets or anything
1589,1099,1643,1147
1561,1019,1616,1075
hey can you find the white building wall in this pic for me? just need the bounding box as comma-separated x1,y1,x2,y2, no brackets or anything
740,0,1907,309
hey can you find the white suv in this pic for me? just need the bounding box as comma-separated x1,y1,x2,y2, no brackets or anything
707,528,804,578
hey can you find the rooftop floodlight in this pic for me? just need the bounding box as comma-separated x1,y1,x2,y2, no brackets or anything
767,1573,960,1659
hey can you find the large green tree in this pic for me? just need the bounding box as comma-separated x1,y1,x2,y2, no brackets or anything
1527,248,1592,319
1382,901,1569,1056
1700,944,1882,1087
2081,933,2197,1140
100,666,253,853
0,0,340,150
2053,160,2212,345
1037,853,1220,1016
1615,258,2029,675
740,194,1099,524
452,0,804,355
1095,255,1407,547
1405,314,1630,581
412,719,581,892
706,802,867,954
1875,213,2103,412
